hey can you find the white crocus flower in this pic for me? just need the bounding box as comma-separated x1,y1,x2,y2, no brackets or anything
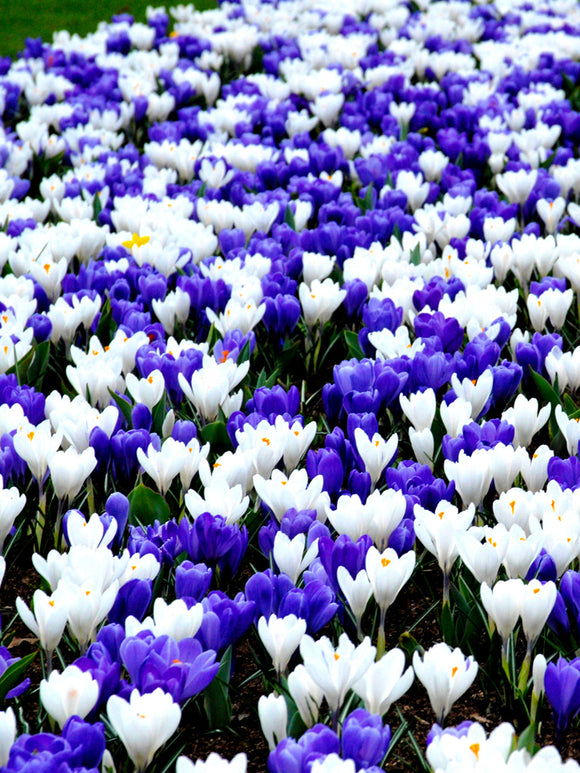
136,438,187,496
126,598,203,642
502,525,543,580
176,752,247,773
457,524,508,587
450,369,494,420
520,579,557,650
354,428,397,489
414,500,475,599
258,693,287,751
0,707,16,767
555,405,580,455
253,468,329,523
16,587,69,663
336,566,373,639
400,393,436,437
0,475,26,551
413,642,478,725
59,577,119,651
440,398,472,438
365,547,415,650
258,614,307,679
521,445,553,492
501,395,551,449
125,369,166,409
178,355,249,422
299,633,376,722
40,665,99,728
480,579,524,656
107,688,181,773
487,443,527,495
444,449,493,507
352,647,414,716
13,420,63,486
48,446,97,502
65,511,117,550
287,664,324,727
272,532,318,585
185,483,248,525
298,279,346,328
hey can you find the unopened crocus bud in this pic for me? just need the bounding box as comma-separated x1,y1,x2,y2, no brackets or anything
258,693,287,750
0,707,16,767
258,613,307,679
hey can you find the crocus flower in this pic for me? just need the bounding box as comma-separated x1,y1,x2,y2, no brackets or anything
544,657,580,740
300,633,376,728
413,642,478,726
176,752,247,772
40,665,99,729
107,687,181,773
258,692,288,750
257,613,307,679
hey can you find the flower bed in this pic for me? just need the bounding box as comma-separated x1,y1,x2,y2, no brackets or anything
0,0,580,771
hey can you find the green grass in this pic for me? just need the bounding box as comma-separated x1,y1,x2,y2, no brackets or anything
0,1,217,60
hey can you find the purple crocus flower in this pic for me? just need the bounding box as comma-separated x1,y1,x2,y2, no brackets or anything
342,709,391,770
545,657,580,739
268,724,340,773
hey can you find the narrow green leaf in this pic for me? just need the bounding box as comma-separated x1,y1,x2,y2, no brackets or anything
529,369,560,410
0,652,36,703
440,601,455,645
398,631,422,663
344,330,364,359
128,483,170,527
517,724,538,755
26,340,50,388
410,244,422,266
108,388,134,426
203,647,233,730
284,205,296,231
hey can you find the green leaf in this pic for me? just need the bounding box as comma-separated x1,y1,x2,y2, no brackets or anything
108,388,134,427
357,184,374,214
410,244,422,266
92,191,103,222
398,632,422,663
203,646,233,730
440,600,455,645
199,420,231,449
95,298,113,342
517,724,538,755
196,181,207,199
26,340,50,388
128,483,170,527
0,652,36,703
529,369,560,410
287,705,307,739
344,330,364,359
284,205,296,231
151,399,168,436
563,393,580,419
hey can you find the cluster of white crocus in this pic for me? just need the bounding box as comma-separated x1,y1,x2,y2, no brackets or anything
17,511,160,658
481,579,557,656
426,719,579,773
326,488,406,547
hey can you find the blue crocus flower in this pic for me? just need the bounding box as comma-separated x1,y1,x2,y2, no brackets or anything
545,656,580,739
342,709,391,770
